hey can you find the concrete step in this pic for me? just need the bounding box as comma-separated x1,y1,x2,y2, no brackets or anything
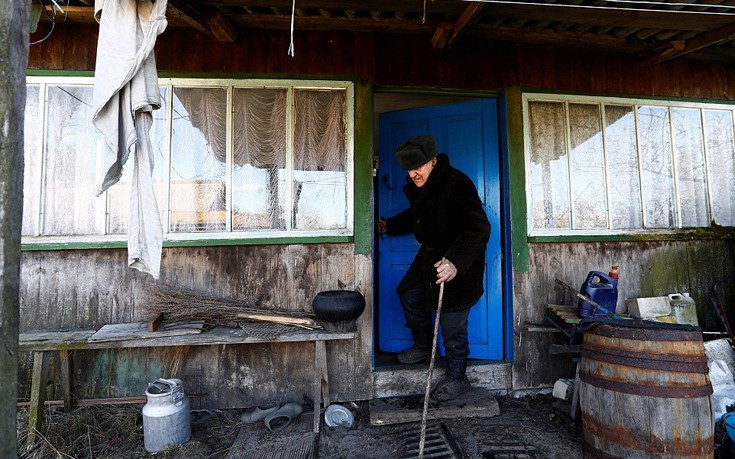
373,361,511,398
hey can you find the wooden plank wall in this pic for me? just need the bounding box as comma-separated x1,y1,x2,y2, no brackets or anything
512,240,735,389
24,24,735,393
372,34,735,99
28,25,735,101
18,245,373,408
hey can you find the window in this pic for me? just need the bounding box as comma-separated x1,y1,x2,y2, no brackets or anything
523,93,735,236
23,77,354,244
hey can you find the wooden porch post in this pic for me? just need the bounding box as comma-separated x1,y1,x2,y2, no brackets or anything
0,0,28,457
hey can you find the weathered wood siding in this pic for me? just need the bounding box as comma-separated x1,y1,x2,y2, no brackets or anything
24,23,735,395
512,240,735,390
28,25,735,101
19,245,373,408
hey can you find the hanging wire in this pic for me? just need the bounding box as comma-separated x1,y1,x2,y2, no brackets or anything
30,0,69,46
288,0,296,57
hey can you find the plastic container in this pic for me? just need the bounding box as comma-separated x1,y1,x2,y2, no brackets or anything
668,293,698,326
625,296,671,319
324,404,354,428
578,271,618,318
143,378,191,453
609,265,619,282
722,412,735,441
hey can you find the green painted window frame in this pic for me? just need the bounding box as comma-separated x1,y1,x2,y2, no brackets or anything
22,76,357,250
522,92,735,239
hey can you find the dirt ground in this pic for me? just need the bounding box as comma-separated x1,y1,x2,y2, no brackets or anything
17,392,584,458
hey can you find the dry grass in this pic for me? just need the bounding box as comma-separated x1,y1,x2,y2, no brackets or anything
141,284,321,329
16,405,243,459
17,405,146,459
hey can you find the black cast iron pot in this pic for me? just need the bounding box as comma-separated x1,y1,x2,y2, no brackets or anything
312,290,366,332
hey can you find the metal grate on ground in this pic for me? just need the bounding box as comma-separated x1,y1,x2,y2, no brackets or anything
226,431,316,459
398,422,462,459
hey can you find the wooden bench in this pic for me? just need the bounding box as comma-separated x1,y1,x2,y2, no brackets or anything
19,323,356,443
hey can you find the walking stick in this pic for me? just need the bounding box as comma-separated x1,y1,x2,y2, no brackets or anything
418,259,446,459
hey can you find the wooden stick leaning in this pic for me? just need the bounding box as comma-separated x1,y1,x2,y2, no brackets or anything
235,312,320,329
418,270,446,459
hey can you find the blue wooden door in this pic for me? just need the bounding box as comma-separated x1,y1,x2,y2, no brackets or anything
377,99,502,360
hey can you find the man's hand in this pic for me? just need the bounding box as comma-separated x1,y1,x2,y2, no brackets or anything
377,218,388,234
434,258,457,284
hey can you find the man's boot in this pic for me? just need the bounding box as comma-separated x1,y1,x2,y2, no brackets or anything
397,326,433,364
430,358,471,401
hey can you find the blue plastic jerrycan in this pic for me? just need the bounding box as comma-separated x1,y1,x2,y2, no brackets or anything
578,271,618,318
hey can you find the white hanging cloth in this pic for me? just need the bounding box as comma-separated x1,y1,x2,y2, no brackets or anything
92,0,168,278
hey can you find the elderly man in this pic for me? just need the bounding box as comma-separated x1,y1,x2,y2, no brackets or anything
378,134,491,401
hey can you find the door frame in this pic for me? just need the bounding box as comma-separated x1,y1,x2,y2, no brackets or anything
371,88,514,363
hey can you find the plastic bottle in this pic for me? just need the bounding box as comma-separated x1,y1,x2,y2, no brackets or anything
609,265,619,286
578,270,618,318
668,293,698,326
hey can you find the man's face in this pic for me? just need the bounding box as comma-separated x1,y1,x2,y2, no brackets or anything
408,158,437,188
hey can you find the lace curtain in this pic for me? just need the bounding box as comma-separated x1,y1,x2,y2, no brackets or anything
175,86,347,230
180,87,345,171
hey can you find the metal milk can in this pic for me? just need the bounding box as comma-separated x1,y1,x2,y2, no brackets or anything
143,378,191,453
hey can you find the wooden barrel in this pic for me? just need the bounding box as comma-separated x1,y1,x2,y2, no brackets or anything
579,320,714,459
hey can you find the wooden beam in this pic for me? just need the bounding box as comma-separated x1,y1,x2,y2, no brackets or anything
39,5,95,23
31,2,735,63
644,22,735,65
432,2,484,49
148,312,165,332
431,21,454,48
167,0,212,35
640,39,686,66
203,9,238,43
36,4,215,32
59,350,75,412
455,0,733,31
27,352,49,448
206,0,735,31
226,11,437,33
18,393,208,407
447,2,484,47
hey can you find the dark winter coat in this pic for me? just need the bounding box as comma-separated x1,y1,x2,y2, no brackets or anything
385,153,491,312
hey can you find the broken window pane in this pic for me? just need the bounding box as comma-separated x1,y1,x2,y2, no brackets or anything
170,87,227,233
22,78,354,241
232,88,287,230
292,89,347,230
704,109,735,226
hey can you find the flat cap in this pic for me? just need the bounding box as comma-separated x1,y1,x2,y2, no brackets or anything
395,135,438,170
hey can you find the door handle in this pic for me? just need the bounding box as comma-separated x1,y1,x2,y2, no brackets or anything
382,174,392,190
